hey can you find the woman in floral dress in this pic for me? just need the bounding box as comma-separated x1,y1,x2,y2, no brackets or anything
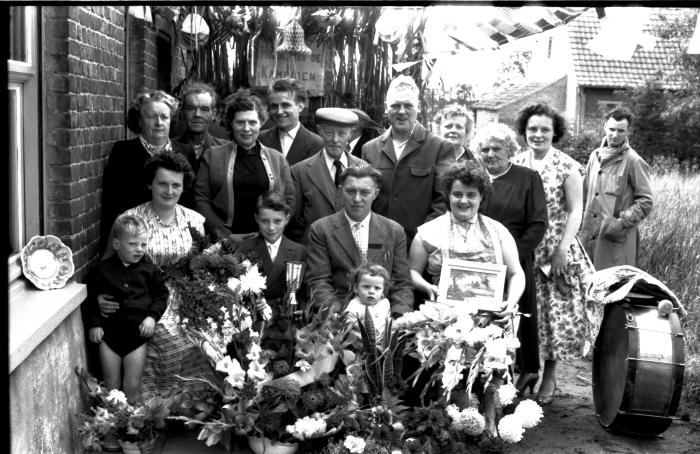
512,103,594,405
102,152,216,400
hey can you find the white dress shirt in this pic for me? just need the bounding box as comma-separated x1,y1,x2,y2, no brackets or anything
323,149,349,181
391,124,416,160
345,211,370,259
348,136,361,153
265,236,282,262
345,296,391,340
279,122,301,158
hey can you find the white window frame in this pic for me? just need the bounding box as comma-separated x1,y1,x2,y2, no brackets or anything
8,6,39,290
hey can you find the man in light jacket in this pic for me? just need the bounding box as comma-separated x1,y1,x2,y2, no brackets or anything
581,107,653,270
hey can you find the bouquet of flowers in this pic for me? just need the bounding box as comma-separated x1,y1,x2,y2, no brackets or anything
75,368,173,453
165,230,271,359
167,234,356,451
394,302,543,448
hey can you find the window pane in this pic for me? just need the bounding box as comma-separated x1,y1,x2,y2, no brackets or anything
9,86,24,253
10,7,27,62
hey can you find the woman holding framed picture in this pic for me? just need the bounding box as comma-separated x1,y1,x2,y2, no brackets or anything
408,160,525,324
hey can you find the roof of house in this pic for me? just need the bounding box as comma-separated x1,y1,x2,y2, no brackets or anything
472,77,565,110
567,8,684,89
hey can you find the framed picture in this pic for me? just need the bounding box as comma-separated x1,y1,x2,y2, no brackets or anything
437,258,507,312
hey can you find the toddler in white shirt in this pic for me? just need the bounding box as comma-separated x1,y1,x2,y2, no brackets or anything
344,263,392,342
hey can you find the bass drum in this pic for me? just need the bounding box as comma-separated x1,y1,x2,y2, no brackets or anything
593,303,684,435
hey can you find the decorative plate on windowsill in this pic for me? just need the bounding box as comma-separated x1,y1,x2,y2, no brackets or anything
20,235,75,290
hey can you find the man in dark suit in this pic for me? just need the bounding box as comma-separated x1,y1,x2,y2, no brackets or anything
361,75,454,246
287,107,368,244
238,191,306,308
305,165,413,316
258,78,324,166
347,108,378,158
171,82,229,208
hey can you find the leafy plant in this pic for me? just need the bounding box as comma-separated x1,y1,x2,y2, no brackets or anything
75,368,174,451
357,307,408,407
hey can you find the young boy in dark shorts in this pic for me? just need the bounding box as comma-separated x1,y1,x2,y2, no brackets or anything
84,214,168,403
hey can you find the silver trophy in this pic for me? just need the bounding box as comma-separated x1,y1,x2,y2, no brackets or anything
286,261,305,318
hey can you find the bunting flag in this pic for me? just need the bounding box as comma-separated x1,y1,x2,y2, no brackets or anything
127,6,152,23
392,60,421,72
586,7,656,60
446,5,587,50
687,11,700,54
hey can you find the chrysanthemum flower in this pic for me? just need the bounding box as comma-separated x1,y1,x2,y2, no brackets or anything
447,405,485,436
497,414,524,443
514,399,543,429
498,383,518,406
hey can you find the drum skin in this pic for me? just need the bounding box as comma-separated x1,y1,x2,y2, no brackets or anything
593,303,684,435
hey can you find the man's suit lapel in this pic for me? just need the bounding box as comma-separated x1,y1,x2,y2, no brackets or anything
288,125,311,164
253,237,274,276
308,152,338,208
268,237,292,285
378,130,398,164
398,124,425,160
367,214,388,264
332,213,359,264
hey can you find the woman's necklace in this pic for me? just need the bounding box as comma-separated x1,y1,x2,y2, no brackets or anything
489,162,512,180
151,203,176,227
450,214,471,243
139,135,172,155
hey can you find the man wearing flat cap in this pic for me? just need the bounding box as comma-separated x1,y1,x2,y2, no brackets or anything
287,107,368,243
348,108,377,158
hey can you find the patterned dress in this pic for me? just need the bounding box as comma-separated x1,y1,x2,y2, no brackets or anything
512,149,594,360
122,202,217,400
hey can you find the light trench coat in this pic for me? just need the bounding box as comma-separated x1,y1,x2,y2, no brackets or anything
581,139,653,270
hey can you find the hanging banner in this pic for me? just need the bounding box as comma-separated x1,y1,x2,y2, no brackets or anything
253,41,325,96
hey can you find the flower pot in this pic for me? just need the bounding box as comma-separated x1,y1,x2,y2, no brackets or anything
139,437,158,454
118,439,141,454
247,436,298,454
117,436,157,454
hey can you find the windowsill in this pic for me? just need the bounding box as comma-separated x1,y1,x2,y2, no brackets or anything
9,279,87,374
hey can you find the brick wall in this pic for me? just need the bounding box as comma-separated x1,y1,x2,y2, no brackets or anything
41,7,183,281
128,14,158,103
43,5,127,280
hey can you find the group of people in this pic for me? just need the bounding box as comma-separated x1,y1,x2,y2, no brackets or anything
84,73,653,417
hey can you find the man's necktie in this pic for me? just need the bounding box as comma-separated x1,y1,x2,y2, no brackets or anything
352,222,367,263
268,244,276,261
333,159,343,187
